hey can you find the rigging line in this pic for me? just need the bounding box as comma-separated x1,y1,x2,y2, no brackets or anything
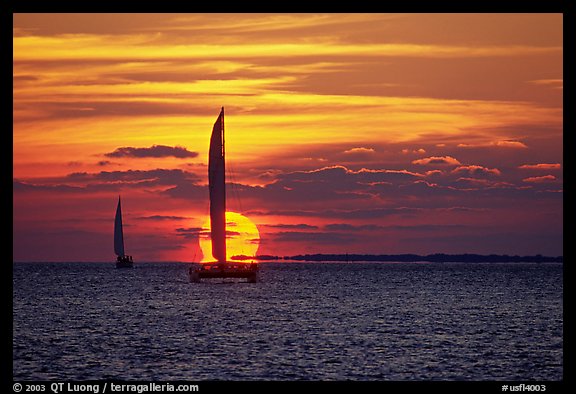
195,189,208,263
202,182,211,260
226,159,248,259
190,179,210,263
226,155,244,214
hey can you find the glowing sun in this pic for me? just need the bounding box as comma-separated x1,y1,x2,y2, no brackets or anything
199,211,260,262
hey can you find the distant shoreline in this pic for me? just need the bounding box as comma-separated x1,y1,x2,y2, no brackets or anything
233,253,563,263
12,254,564,264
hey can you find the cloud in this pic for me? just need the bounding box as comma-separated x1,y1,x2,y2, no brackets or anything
343,147,375,154
519,163,561,170
226,231,242,239
528,79,563,89
494,140,528,149
278,165,423,183
438,206,489,212
412,156,461,166
13,74,39,82
425,170,443,177
175,227,242,240
66,168,199,185
271,231,356,244
104,145,198,159
15,100,210,122
176,227,204,234
175,227,204,240
13,180,83,193
15,169,202,196
457,140,528,149
522,175,556,183
451,165,501,177
263,223,319,230
236,160,562,213
402,148,426,154
13,31,561,62
356,168,424,178
247,207,424,219
137,215,190,221
324,223,469,232
454,177,494,187
252,165,425,205
324,223,383,232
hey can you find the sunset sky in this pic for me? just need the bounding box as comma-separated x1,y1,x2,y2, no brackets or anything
13,13,563,262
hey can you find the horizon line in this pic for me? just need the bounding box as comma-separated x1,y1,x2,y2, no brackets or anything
12,251,564,264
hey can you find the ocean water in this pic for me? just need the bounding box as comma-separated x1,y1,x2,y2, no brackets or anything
13,262,563,381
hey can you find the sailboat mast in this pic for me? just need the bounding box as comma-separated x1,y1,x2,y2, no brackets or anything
221,106,226,215
221,106,225,166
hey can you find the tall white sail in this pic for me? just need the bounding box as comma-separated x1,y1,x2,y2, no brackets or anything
209,107,226,262
114,196,125,257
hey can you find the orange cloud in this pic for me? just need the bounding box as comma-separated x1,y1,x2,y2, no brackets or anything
13,32,562,62
519,163,561,170
494,140,529,148
343,147,375,154
458,140,528,149
402,148,426,154
529,79,563,89
412,156,461,166
424,170,443,177
452,165,501,176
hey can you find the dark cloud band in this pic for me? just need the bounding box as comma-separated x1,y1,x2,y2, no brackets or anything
105,145,198,159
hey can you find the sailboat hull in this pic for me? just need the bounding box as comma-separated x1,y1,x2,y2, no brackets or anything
115,255,134,268
189,262,259,283
116,260,134,268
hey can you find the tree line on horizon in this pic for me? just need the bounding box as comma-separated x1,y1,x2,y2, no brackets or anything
231,253,563,263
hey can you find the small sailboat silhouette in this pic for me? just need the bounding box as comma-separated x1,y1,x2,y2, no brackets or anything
114,196,134,268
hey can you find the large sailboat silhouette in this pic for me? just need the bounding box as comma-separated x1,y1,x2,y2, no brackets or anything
189,107,259,283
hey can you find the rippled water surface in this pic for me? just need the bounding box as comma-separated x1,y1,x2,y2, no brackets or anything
13,262,563,380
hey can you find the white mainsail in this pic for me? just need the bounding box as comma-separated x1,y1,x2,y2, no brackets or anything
209,107,227,262
114,196,125,257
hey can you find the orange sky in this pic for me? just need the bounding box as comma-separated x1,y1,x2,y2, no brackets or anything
13,13,563,261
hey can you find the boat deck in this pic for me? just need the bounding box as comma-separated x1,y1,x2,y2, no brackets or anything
189,262,259,282
116,256,134,268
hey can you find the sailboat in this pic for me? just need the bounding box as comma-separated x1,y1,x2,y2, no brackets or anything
189,107,259,283
114,196,134,268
